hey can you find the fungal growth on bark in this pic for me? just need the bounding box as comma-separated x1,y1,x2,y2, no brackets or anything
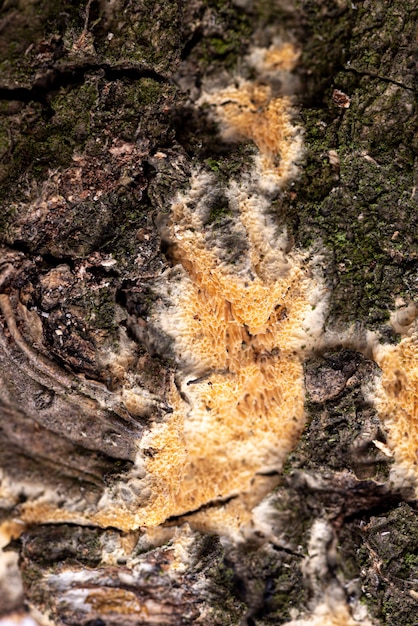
371,305,418,489
1,43,329,536
129,43,329,533
0,0,417,624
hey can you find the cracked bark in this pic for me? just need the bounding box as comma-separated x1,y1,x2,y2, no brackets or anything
0,1,417,625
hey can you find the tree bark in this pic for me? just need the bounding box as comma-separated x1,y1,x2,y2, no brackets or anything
0,1,417,625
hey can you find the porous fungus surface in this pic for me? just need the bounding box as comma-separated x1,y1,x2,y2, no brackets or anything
133,39,418,531
372,325,418,489
16,43,322,534
284,603,374,626
198,84,302,187
9,40,417,543
134,43,328,530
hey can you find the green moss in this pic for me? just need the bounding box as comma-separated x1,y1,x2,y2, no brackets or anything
92,0,183,71
206,158,221,172
284,0,416,326
198,537,247,625
205,195,233,225
339,503,418,626
137,78,165,106
95,78,175,146
401,552,418,577
0,79,97,206
294,0,356,102
267,566,306,622
84,287,118,332
201,143,257,183
286,59,417,330
0,0,85,84
194,0,251,71
210,37,233,56
0,205,16,237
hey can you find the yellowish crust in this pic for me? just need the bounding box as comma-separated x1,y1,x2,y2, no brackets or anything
134,45,325,530
2,40,406,626
263,43,301,72
17,43,324,533
372,331,418,486
284,603,374,626
199,81,302,185
85,589,145,616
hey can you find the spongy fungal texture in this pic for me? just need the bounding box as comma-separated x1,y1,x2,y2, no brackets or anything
141,181,326,529
200,82,302,185
198,43,303,191
371,310,418,491
247,42,301,75
283,603,374,626
133,43,328,531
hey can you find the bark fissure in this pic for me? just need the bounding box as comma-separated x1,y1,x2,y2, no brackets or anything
0,64,170,107
343,66,416,92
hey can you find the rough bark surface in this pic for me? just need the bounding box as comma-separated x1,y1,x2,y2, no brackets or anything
0,1,417,625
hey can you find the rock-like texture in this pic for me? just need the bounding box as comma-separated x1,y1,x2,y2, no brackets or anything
0,0,417,624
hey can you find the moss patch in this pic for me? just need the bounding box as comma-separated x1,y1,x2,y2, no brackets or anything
339,503,418,626
284,0,418,329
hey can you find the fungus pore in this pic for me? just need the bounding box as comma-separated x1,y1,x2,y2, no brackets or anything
131,43,327,531
372,323,418,488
